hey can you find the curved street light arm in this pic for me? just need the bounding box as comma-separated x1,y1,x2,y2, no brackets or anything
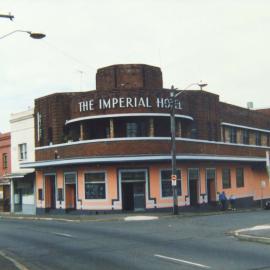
0,30,45,40
173,82,208,98
0,30,31,40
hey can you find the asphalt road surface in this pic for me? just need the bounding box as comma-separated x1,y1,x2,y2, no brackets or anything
0,211,270,270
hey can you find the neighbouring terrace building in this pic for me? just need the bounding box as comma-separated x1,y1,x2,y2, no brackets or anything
8,108,36,215
21,64,270,214
0,132,11,212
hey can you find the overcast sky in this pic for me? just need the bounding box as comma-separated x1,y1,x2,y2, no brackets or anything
1,0,270,132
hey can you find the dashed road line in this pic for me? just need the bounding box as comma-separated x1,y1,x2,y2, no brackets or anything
51,232,74,238
154,254,211,269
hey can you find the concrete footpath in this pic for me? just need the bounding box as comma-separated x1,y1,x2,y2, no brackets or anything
233,224,270,245
0,207,264,223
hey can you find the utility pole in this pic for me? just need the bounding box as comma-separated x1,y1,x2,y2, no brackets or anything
170,86,178,215
170,82,208,215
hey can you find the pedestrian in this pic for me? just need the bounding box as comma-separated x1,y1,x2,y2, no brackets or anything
219,191,227,211
230,194,236,211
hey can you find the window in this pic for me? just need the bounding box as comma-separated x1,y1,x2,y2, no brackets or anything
236,168,244,188
160,169,181,197
230,127,237,143
126,121,147,137
243,129,249,145
18,143,27,160
222,168,231,189
126,122,138,137
65,173,76,184
2,153,8,169
255,131,261,146
85,172,106,199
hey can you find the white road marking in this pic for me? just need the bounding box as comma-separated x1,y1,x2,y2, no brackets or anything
52,232,73,238
0,250,30,270
154,254,211,269
124,216,159,221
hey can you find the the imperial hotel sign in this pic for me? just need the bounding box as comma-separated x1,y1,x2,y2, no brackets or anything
79,97,182,112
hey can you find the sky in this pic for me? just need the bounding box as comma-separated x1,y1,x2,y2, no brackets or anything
1,0,270,132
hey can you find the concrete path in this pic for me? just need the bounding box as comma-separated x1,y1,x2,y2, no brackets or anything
233,224,270,244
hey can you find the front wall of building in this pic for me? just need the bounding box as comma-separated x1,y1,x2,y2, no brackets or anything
35,162,270,212
0,133,11,176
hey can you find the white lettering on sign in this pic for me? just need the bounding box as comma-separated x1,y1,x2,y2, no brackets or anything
79,100,94,112
79,97,181,112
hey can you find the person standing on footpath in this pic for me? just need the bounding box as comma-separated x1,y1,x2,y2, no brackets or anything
219,191,227,211
229,194,236,211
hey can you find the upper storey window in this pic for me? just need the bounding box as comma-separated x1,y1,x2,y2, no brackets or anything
242,129,249,145
229,127,237,143
126,122,138,137
2,153,8,169
126,121,147,137
18,143,27,161
255,131,261,146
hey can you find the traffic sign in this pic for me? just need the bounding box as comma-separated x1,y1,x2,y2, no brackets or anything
171,174,177,186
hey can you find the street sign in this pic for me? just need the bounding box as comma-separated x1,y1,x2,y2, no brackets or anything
171,174,177,186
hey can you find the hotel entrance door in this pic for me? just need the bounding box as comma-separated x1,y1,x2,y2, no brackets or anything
120,170,146,212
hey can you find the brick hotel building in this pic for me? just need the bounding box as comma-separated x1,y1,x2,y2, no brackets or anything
21,64,270,213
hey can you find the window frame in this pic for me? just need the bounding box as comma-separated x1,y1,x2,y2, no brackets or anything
2,153,8,169
18,143,27,161
255,131,261,146
230,127,237,143
236,168,245,188
84,171,107,201
242,129,249,145
160,169,182,198
222,168,231,189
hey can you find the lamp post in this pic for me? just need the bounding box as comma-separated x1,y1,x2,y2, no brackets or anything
0,13,14,20
0,30,46,40
170,81,208,215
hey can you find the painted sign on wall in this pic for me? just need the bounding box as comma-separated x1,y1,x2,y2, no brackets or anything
78,97,181,112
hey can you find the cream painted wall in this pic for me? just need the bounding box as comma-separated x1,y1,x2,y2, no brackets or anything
10,108,35,174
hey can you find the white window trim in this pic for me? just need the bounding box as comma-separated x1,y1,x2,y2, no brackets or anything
84,170,108,201
118,168,151,207
159,168,182,199
18,143,27,161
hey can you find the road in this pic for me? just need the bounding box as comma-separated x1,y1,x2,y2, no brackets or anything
0,211,270,270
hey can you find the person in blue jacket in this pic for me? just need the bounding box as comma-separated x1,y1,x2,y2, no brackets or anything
219,191,227,211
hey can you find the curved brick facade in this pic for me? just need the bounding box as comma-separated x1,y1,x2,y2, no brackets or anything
30,64,270,213
96,64,163,91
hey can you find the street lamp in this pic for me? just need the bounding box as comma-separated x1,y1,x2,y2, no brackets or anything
0,30,46,40
170,81,208,215
0,13,14,20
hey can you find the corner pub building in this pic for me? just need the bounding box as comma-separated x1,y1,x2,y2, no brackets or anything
21,64,270,214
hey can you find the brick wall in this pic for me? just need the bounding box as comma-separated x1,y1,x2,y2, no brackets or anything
96,64,163,91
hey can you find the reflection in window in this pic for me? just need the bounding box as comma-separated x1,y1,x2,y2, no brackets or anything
85,172,106,199
160,169,181,197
